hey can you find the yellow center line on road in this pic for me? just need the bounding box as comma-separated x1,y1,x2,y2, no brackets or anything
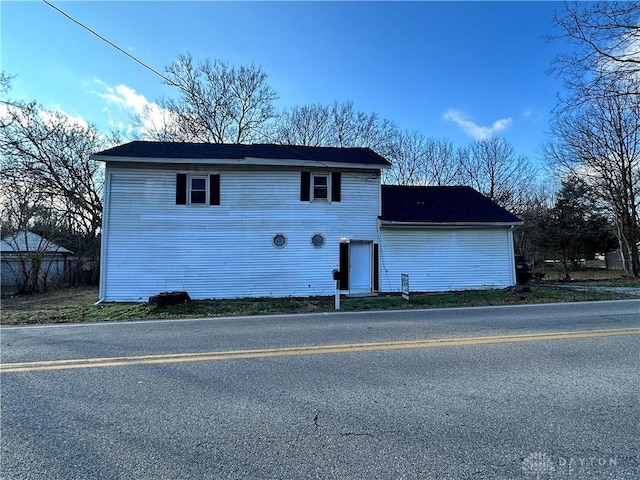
2,327,639,373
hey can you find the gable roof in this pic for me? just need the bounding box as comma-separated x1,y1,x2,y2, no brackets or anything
0,230,73,254
381,185,522,225
92,141,391,169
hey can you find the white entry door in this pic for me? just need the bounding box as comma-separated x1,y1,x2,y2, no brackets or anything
350,241,372,293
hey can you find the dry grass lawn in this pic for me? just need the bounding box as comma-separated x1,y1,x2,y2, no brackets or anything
2,286,98,315
1,278,636,325
537,266,640,285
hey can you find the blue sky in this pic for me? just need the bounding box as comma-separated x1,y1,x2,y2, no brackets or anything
1,1,566,163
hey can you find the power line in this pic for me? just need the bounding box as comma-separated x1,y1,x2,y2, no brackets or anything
42,0,178,88
39,0,386,167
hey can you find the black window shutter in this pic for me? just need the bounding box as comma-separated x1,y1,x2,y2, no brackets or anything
209,174,220,205
339,242,349,291
332,172,341,202
176,173,187,205
373,243,379,291
300,172,311,201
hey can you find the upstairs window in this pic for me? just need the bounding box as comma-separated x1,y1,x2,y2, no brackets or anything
176,174,220,206
300,171,341,202
190,177,207,204
313,175,328,200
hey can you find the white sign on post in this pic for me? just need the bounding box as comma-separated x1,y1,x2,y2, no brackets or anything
401,273,410,301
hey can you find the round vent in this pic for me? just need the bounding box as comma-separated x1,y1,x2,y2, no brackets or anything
311,233,325,248
273,233,287,248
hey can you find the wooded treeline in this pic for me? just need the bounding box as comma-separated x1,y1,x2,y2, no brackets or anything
1,2,638,293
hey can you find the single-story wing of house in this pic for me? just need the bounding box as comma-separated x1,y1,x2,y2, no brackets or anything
92,141,522,302
379,185,522,293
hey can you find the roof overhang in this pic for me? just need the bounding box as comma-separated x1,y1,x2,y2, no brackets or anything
379,220,523,228
90,155,390,170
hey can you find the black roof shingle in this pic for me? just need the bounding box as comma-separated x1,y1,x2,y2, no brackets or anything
381,185,522,224
93,141,391,166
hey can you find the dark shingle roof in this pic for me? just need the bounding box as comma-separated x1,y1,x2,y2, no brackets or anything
381,185,522,224
94,141,391,166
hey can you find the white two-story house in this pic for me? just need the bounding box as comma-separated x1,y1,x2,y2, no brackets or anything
93,142,521,302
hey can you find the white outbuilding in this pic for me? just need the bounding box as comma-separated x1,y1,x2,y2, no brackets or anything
1,230,73,292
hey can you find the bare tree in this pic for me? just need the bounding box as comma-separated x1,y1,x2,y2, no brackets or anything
271,101,397,155
272,104,333,146
0,71,14,99
0,92,109,283
137,53,278,143
551,1,640,107
271,101,468,188
548,2,640,276
0,171,70,293
329,102,397,153
458,137,537,211
422,138,463,186
384,132,463,186
384,130,430,185
511,182,555,264
0,101,104,237
544,93,640,276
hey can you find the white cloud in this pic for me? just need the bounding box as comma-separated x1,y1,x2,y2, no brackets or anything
93,79,171,137
94,80,151,115
108,119,127,130
442,109,512,140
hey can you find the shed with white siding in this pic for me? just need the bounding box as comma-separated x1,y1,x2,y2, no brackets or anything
1,230,73,292
378,185,522,293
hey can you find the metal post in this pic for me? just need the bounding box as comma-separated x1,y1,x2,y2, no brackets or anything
335,281,340,310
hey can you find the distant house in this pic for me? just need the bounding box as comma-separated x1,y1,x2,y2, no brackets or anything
1,230,74,293
92,141,522,302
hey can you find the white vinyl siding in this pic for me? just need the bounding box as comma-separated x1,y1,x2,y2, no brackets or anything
379,227,516,293
101,165,380,301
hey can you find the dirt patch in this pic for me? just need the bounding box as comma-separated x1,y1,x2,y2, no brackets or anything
1,287,99,315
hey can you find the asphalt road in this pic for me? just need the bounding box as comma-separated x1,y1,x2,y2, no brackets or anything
1,300,639,479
